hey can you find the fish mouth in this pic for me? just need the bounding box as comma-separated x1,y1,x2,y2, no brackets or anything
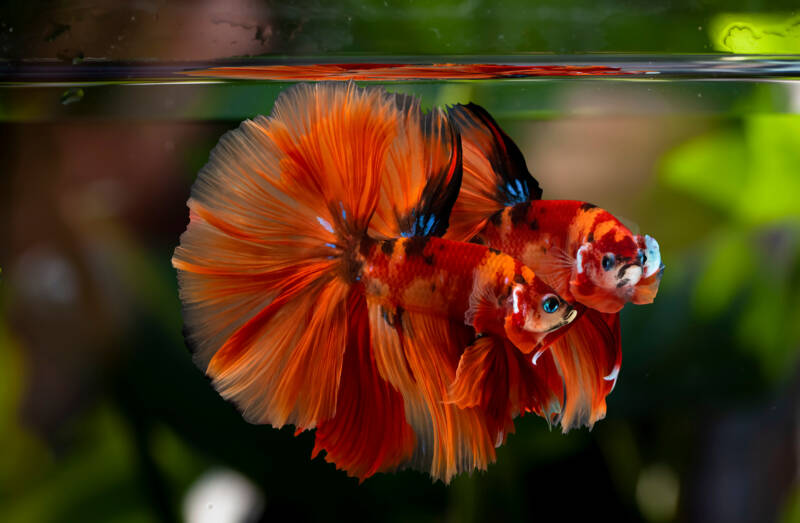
545,306,577,332
616,263,643,293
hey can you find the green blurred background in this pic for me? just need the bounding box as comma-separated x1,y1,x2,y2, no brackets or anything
1,1,799,522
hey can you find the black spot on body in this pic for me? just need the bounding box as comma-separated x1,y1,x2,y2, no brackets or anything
510,201,531,226
586,232,594,243
514,274,526,284
381,239,396,255
358,237,375,258
404,236,430,258
580,202,597,211
529,218,539,231
423,254,434,265
489,211,503,227
488,247,501,255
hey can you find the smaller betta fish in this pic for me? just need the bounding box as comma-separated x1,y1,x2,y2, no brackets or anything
444,103,664,429
172,83,576,483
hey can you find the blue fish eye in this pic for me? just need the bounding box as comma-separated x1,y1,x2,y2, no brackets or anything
602,253,615,271
637,250,647,266
542,296,560,314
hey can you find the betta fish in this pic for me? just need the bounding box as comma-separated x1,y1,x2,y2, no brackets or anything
172,83,577,482
443,103,664,430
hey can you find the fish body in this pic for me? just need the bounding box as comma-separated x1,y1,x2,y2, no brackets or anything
363,236,573,339
173,82,575,482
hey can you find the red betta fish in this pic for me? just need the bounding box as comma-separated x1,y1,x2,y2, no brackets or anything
172,83,576,482
444,103,664,430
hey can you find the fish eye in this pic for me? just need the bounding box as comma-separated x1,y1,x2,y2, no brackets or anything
602,253,615,271
542,295,560,314
637,250,647,266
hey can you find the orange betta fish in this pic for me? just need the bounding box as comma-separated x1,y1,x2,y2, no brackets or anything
172,83,576,482
444,103,664,429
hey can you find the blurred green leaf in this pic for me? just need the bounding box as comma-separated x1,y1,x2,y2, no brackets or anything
710,13,800,53
691,229,755,318
662,111,800,225
661,128,747,216
742,116,800,223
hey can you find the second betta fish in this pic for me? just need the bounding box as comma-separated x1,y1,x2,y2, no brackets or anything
444,102,664,430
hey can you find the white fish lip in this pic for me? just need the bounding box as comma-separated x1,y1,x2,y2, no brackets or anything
642,234,662,278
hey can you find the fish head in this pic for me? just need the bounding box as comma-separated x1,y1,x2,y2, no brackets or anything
508,274,577,345
571,217,643,312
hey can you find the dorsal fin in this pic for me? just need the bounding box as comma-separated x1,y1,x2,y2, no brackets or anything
444,103,541,242
449,102,541,205
370,97,463,239
403,116,462,237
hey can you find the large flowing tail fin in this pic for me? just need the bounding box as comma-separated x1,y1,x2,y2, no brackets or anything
444,102,542,242
174,82,495,483
173,82,405,434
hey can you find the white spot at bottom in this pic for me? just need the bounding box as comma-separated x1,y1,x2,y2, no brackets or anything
183,468,264,523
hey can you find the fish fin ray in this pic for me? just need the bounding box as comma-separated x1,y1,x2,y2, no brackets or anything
175,82,402,431
313,289,416,479
368,301,495,482
371,102,463,238
550,309,621,431
445,103,541,242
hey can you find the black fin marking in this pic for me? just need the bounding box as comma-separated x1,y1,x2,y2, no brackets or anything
402,115,463,238
448,102,543,205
